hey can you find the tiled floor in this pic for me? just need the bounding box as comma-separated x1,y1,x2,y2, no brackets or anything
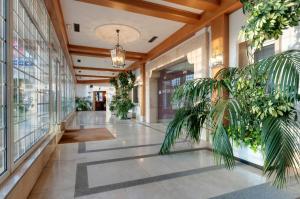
28,111,300,199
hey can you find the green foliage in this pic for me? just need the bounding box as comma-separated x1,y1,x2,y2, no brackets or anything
160,50,300,187
115,97,134,119
109,71,136,119
75,97,92,111
110,78,118,90
240,0,300,49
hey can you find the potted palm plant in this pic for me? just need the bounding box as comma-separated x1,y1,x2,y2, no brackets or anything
160,0,300,187
160,50,300,187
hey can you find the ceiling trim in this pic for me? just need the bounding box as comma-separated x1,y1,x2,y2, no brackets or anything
163,0,220,12
75,74,113,78
69,44,146,61
77,79,111,84
74,66,125,72
77,0,202,24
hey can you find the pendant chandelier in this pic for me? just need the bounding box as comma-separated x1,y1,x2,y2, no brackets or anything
110,29,126,68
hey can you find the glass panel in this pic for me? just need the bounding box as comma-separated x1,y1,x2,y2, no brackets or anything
0,0,6,175
254,44,275,62
157,60,194,121
13,0,50,161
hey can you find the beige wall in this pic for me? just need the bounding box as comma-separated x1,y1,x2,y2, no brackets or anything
144,29,210,123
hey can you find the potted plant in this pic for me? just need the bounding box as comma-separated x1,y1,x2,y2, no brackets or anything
160,0,300,187
109,71,136,119
75,97,92,111
160,50,300,187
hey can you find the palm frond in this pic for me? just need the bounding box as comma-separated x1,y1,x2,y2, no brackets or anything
265,50,300,100
159,100,210,154
210,98,245,169
262,110,300,188
172,78,214,106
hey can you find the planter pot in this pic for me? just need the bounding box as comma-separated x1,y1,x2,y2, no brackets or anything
233,144,264,166
117,112,130,120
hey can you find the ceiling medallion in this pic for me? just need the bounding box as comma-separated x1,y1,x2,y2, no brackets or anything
110,29,126,68
95,24,140,44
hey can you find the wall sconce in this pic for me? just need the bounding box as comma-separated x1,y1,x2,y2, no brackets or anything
210,53,224,67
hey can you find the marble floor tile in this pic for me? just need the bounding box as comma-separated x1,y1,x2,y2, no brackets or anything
28,111,300,199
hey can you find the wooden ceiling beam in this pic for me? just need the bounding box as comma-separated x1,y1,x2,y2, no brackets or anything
75,74,113,78
146,0,242,61
163,0,220,12
69,44,146,61
78,0,202,24
77,79,110,84
126,0,241,71
74,66,125,72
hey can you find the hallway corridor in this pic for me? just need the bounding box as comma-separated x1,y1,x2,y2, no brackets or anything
28,112,300,199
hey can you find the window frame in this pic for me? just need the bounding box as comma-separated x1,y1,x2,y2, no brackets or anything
0,0,10,183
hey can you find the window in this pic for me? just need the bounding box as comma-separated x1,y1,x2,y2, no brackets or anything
186,74,194,81
0,0,7,175
13,0,50,161
0,0,76,180
171,78,181,87
254,44,275,62
60,58,75,120
133,86,139,103
157,60,194,120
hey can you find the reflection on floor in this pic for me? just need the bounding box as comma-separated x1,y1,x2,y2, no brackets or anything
28,111,300,199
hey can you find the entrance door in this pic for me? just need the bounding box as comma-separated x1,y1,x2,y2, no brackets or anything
93,91,107,111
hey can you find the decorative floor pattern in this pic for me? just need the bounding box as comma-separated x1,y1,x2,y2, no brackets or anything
209,183,297,199
28,112,300,199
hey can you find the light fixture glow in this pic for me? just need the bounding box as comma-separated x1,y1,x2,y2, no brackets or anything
110,29,126,68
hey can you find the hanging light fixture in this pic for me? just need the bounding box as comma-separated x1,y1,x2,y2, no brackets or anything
110,29,126,68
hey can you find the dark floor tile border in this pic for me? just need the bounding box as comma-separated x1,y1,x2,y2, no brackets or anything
78,141,262,170
83,147,210,166
137,122,166,134
75,163,225,197
75,147,210,197
233,155,263,170
208,182,298,199
74,146,263,197
78,142,163,153
78,140,263,170
206,148,263,170
78,140,186,154
78,142,86,153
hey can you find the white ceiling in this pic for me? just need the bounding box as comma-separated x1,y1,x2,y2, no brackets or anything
77,77,110,81
72,55,134,69
60,0,199,82
75,70,117,77
60,0,184,53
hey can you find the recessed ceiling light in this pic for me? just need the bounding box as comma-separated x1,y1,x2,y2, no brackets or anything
77,59,81,63
78,70,81,73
